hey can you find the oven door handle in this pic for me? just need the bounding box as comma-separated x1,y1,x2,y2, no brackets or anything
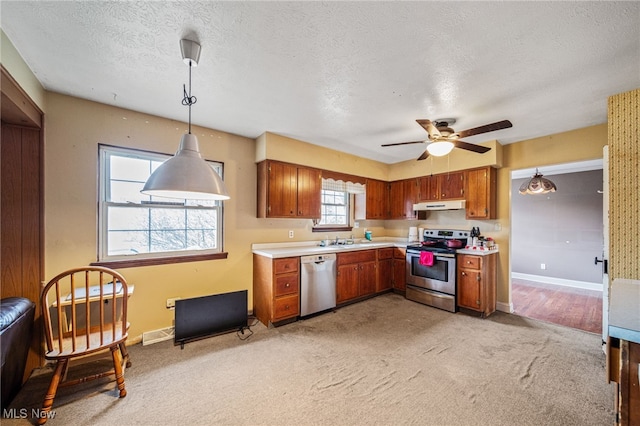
406,251,455,259
435,254,455,260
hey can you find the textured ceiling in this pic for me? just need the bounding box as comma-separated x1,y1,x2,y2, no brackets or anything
2,1,639,164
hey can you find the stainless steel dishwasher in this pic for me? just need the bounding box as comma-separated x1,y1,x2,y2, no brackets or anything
300,253,337,317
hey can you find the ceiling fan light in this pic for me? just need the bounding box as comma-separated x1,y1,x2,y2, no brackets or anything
141,134,230,200
518,169,557,195
426,141,455,157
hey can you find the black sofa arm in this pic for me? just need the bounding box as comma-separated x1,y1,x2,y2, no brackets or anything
0,297,36,410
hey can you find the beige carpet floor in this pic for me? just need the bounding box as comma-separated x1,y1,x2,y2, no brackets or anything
5,293,614,425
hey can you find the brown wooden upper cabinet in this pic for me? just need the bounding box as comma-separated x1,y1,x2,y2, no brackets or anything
388,179,418,220
464,167,497,220
417,171,465,201
355,178,389,220
257,160,321,218
417,174,439,201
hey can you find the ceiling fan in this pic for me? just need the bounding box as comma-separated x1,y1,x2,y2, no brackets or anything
382,118,513,160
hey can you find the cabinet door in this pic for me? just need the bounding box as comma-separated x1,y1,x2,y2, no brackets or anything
418,175,439,201
392,258,406,291
296,166,321,218
388,180,405,219
465,167,496,220
359,261,377,296
402,179,419,219
457,268,482,310
377,258,393,292
267,161,297,217
366,178,389,219
337,264,359,303
439,171,465,199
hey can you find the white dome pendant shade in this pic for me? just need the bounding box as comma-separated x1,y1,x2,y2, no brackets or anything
141,38,230,201
141,134,230,200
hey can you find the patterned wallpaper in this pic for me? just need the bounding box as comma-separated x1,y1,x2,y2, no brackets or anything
608,88,639,280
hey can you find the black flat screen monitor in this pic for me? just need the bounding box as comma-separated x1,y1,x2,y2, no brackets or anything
174,290,248,347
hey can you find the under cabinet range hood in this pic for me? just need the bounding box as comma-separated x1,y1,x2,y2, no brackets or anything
413,200,466,211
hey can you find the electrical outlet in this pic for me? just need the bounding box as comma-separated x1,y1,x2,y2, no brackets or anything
540,263,546,270
288,230,294,238
166,297,180,309
354,222,360,228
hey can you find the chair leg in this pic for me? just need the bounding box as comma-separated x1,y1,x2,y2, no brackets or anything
119,342,131,368
110,345,127,398
38,359,67,425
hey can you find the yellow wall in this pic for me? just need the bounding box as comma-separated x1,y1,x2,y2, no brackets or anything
257,131,389,180
1,30,46,111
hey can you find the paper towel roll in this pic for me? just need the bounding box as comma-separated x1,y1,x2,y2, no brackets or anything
408,226,418,242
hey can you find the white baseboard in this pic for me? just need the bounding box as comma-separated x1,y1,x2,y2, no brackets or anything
512,272,602,292
497,301,513,313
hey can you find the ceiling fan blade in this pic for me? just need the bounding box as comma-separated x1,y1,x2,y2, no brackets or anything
417,150,430,161
416,119,441,139
456,120,512,139
453,140,492,154
381,140,424,147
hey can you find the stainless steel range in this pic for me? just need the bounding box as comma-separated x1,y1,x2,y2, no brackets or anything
405,229,470,312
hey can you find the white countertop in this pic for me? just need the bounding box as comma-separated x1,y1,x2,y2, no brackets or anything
456,246,500,256
609,278,640,344
252,239,405,258
252,239,499,258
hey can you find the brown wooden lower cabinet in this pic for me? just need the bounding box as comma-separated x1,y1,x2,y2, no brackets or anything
377,248,393,292
457,253,497,317
336,250,377,304
392,248,406,292
253,255,300,326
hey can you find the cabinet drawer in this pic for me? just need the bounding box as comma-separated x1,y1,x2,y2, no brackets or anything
274,257,298,274
459,255,481,270
338,250,376,265
274,273,299,296
378,248,393,260
393,248,406,259
274,294,299,320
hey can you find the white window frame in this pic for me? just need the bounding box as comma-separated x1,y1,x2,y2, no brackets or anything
98,144,224,262
315,188,351,230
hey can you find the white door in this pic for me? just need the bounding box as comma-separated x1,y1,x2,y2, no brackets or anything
601,145,610,344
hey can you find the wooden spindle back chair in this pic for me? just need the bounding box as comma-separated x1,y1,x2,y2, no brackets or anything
38,266,131,424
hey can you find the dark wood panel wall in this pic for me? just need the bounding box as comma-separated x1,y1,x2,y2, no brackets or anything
1,65,45,380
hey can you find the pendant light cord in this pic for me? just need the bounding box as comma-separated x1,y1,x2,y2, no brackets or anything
182,60,197,134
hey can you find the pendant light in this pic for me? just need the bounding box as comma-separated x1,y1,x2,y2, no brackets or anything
519,168,557,195
141,39,230,201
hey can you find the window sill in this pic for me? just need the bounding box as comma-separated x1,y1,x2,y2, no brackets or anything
312,226,353,233
91,252,228,269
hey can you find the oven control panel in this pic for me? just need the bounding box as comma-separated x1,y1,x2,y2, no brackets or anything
423,229,470,239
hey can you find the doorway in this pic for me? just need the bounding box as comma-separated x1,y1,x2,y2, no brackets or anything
510,161,604,334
